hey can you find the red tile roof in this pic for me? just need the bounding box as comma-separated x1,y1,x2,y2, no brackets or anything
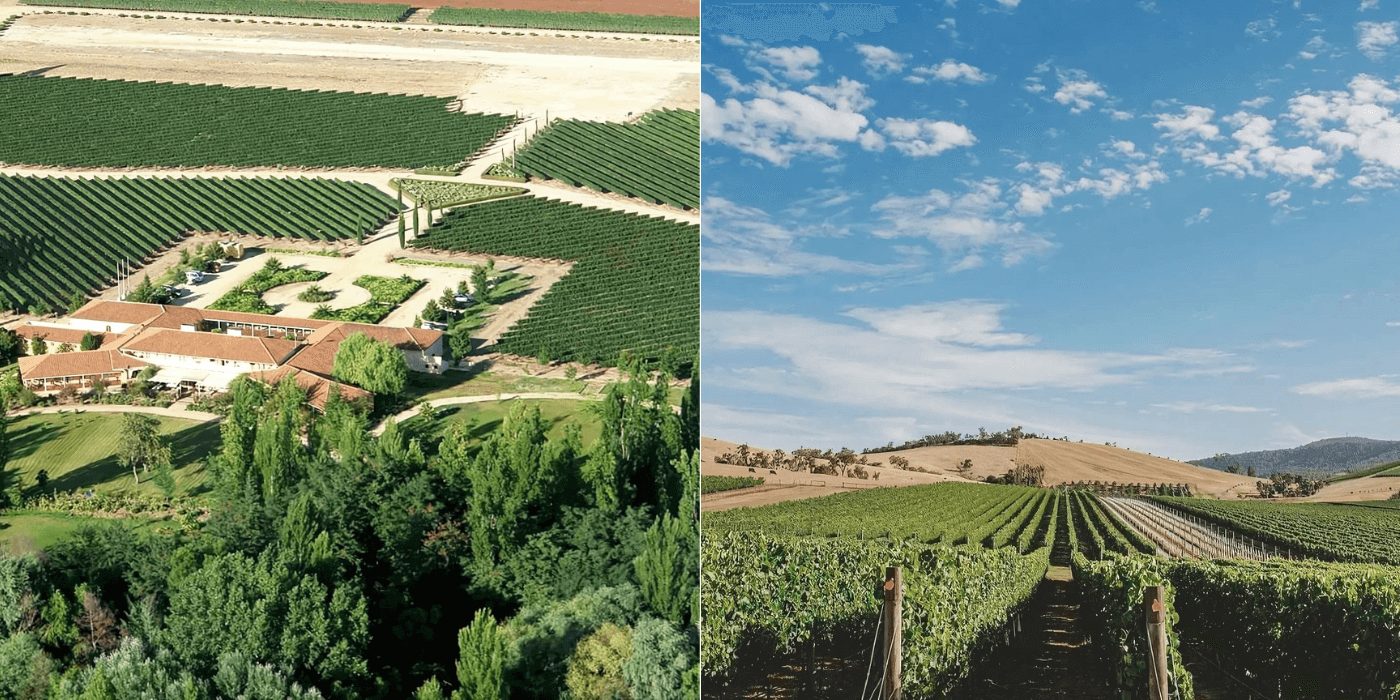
247,366,372,411
11,325,122,349
18,350,150,380
304,322,443,351
69,300,165,326
120,328,300,366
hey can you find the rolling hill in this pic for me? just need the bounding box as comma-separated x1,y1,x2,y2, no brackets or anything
1189,437,1400,477
701,436,1261,510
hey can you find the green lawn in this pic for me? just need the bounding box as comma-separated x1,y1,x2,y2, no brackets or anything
402,369,588,403
6,412,220,498
0,513,174,555
399,399,601,456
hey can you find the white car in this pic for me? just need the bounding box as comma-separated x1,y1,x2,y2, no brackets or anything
185,270,205,284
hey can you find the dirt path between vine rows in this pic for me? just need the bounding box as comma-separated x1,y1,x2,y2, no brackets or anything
959,567,1115,700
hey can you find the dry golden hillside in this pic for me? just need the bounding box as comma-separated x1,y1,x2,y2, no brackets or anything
701,436,1265,509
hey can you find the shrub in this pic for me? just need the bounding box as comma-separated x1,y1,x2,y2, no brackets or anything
565,623,632,700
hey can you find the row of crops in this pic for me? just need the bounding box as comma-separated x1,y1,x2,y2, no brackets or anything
1073,548,1400,699
701,532,1049,698
1067,490,1400,698
411,196,697,367
1146,496,1400,565
429,7,699,35
0,75,514,169
704,482,1060,553
20,0,411,21
0,174,398,311
512,109,699,210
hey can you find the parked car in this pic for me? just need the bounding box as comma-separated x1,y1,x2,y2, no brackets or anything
185,270,205,284
421,320,449,331
161,284,186,297
453,293,474,306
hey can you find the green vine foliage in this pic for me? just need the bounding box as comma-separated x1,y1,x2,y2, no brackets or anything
701,532,1049,697
1167,558,1400,699
1072,552,1194,700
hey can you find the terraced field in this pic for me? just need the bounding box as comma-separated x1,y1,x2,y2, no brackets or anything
0,75,514,169
513,109,699,209
0,174,399,312
411,196,698,367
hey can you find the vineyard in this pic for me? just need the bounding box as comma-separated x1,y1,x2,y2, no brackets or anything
701,533,1049,699
700,475,763,493
20,0,412,21
703,481,1400,698
410,196,697,366
1145,496,1400,565
428,7,700,35
0,75,514,169
0,174,398,312
704,483,1060,553
512,109,700,210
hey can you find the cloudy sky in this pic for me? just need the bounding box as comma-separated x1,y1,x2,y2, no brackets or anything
700,1,1400,461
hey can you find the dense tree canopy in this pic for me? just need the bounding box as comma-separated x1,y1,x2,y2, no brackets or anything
0,357,700,699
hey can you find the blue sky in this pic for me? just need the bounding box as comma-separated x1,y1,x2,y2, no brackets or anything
700,1,1400,461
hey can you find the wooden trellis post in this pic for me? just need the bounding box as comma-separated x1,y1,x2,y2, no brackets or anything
1144,586,1168,700
883,567,902,700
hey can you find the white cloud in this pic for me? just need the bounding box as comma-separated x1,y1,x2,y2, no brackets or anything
844,301,1038,346
1361,0,1380,8
1241,96,1274,109
1185,207,1213,225
873,118,977,156
1265,188,1292,206
1357,21,1399,60
854,44,906,77
1287,74,1400,183
755,46,822,82
1246,18,1280,41
1024,78,1046,94
803,76,876,113
908,60,993,85
705,305,1255,408
1152,402,1269,414
701,196,913,277
1159,107,1338,187
1292,376,1400,398
701,77,876,166
1054,79,1108,113
872,180,1053,267
1387,321,1400,326
1110,139,1148,159
1105,109,1134,121
997,0,1021,6
1155,106,1221,141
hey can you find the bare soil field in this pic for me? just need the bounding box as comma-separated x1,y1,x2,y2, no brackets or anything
700,437,958,511
334,0,698,16
0,13,697,121
700,436,1265,509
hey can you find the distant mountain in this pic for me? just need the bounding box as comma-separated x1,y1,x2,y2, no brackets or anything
1190,437,1400,477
